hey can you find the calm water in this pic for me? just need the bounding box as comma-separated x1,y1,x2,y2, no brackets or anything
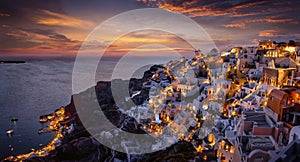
0,57,75,159
0,55,181,159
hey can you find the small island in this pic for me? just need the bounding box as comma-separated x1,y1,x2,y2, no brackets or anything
0,61,26,64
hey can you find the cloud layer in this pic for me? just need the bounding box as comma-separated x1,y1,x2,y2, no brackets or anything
0,0,299,55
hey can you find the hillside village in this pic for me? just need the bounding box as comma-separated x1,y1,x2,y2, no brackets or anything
124,39,300,161
4,40,300,162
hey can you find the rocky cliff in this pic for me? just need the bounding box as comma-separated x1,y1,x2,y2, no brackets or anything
3,65,201,162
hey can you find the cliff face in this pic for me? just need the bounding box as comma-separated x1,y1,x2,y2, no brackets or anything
3,65,198,162
46,81,195,162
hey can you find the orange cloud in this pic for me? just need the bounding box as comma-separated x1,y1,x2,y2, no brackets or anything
265,17,295,23
246,17,295,24
258,30,300,38
223,23,246,29
223,17,297,29
104,30,194,54
6,31,30,40
231,1,266,10
4,28,82,55
137,0,300,21
0,13,10,17
137,0,270,17
259,30,281,37
33,10,95,29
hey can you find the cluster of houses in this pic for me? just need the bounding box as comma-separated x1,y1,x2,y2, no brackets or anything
213,40,300,162
123,50,225,154
122,39,300,161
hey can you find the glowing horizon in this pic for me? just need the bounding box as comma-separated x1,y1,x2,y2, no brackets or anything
0,0,299,56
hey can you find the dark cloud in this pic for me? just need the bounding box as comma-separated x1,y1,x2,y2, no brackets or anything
0,0,64,27
24,28,72,42
1,27,82,54
138,0,271,17
0,0,299,55
0,0,94,54
48,34,70,42
137,0,300,49
138,0,300,18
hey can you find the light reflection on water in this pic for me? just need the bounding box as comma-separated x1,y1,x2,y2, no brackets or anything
0,58,74,159
0,55,177,159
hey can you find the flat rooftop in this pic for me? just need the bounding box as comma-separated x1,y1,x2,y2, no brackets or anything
243,112,274,128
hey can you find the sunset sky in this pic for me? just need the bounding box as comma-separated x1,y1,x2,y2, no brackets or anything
0,0,299,56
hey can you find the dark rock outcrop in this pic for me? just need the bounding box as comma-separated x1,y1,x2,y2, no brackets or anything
3,65,200,162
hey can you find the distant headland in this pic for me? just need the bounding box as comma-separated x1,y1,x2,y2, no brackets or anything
0,61,26,64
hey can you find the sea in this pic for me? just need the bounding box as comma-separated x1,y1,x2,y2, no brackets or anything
0,54,183,159
0,56,76,159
